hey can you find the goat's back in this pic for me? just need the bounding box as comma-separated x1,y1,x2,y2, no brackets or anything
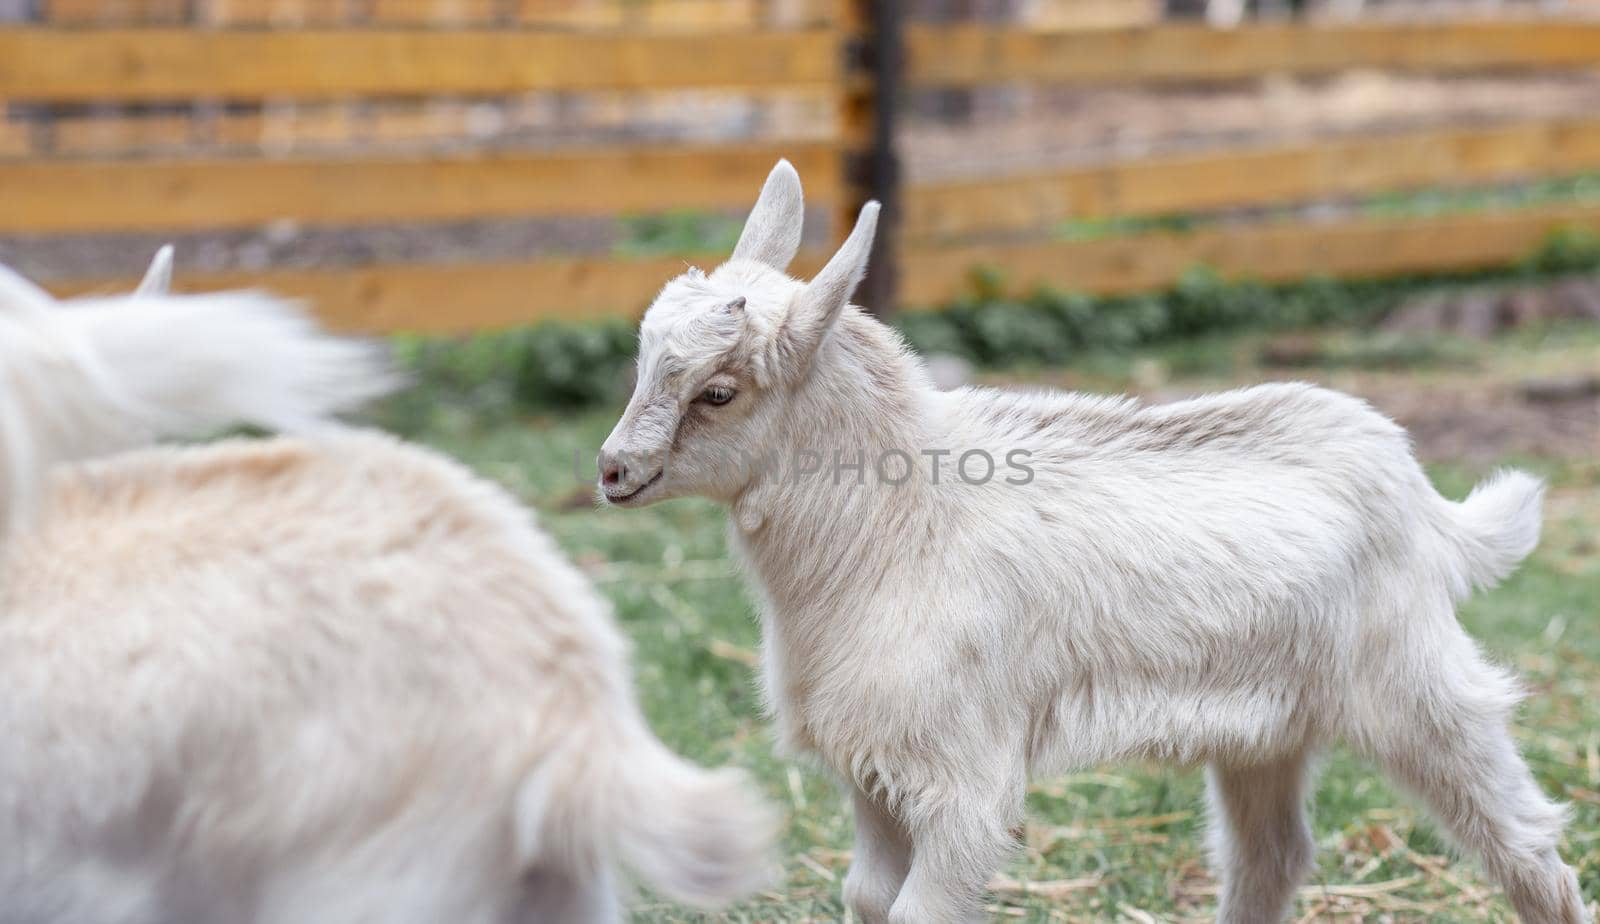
814,381,1512,770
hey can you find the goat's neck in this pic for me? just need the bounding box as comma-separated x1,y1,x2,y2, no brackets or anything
731,310,944,620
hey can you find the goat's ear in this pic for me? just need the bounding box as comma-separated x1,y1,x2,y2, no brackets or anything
0,264,55,317
781,200,878,366
135,244,174,296
730,159,804,271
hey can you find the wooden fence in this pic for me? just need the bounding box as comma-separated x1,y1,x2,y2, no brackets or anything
5,10,1600,332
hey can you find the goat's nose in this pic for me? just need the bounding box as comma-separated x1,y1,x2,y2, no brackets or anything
599,453,625,487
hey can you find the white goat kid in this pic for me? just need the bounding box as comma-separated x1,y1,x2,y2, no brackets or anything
599,161,1591,924
0,259,775,924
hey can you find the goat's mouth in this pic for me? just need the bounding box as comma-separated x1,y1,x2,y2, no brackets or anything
602,469,664,506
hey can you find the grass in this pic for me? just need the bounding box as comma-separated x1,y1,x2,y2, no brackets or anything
400,327,1600,923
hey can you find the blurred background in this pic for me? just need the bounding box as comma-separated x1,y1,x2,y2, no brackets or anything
2,1,1596,920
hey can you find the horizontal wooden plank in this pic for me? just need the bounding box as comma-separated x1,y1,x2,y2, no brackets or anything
908,21,1600,87
41,1,810,29
0,28,838,102
0,143,839,233
900,204,1600,305
44,206,1598,332
0,108,30,158
48,250,829,334
907,118,1600,239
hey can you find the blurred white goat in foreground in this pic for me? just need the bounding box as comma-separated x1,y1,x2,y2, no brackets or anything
598,161,1590,923
0,256,775,923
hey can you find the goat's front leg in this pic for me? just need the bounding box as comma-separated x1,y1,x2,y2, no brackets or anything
1208,750,1318,924
886,793,1019,924
843,786,912,924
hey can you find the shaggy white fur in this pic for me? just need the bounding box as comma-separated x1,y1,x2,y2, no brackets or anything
600,161,1591,924
0,256,392,536
0,259,776,923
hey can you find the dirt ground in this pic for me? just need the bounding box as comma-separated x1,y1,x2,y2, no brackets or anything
1283,352,1600,465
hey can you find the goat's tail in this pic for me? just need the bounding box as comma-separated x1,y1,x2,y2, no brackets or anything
53,280,397,438
516,716,778,910
1444,468,1545,595
0,262,394,534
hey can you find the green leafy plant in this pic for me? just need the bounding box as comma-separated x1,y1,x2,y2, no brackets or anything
379,230,1600,422
374,319,637,435
894,231,1600,366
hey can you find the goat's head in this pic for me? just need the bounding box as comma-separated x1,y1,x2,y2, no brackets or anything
598,160,878,507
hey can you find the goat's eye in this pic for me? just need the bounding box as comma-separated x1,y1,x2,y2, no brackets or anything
699,385,736,406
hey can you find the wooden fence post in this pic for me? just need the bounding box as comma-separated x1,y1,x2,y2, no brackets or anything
839,0,902,316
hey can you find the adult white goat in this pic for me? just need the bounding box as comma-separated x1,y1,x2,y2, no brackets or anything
0,257,775,923
597,160,1591,923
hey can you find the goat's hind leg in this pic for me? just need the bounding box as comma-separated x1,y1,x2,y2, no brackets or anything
1207,750,1318,924
1358,637,1589,923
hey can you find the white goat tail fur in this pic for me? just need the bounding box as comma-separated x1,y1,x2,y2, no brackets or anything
520,727,778,911
1453,469,1545,593
0,257,392,535
0,258,775,922
602,160,1592,924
